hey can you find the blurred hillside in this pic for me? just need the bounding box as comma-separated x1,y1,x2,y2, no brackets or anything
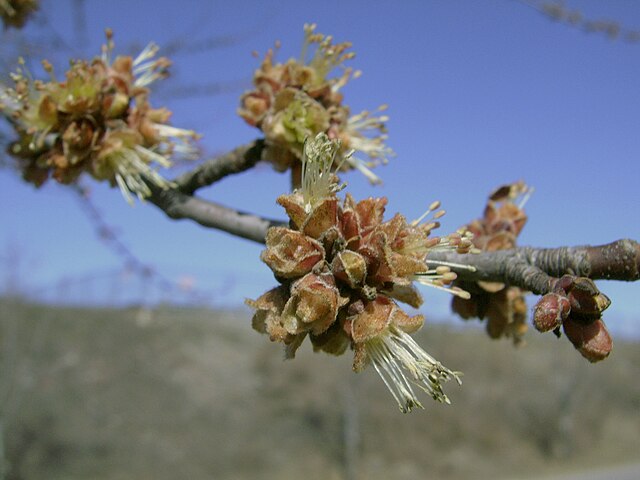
0,300,638,480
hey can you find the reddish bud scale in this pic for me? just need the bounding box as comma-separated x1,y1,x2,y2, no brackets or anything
282,272,347,336
530,275,616,361
260,227,324,279
566,278,611,322
562,317,612,363
332,250,367,288
533,293,570,332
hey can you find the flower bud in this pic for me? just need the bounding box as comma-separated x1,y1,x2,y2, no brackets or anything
62,120,95,164
355,197,387,235
332,250,367,288
282,272,346,335
390,306,424,334
384,281,423,309
350,296,394,344
246,286,289,342
533,292,571,332
562,317,612,362
277,193,307,230
21,163,48,186
553,274,574,294
103,92,130,119
567,278,611,322
484,231,516,251
302,197,339,239
261,227,324,279
238,92,270,125
37,95,58,126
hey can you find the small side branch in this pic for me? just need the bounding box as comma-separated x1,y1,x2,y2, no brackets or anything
147,185,285,243
175,139,266,194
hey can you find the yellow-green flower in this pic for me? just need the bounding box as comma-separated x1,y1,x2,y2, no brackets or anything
238,24,393,184
0,30,200,203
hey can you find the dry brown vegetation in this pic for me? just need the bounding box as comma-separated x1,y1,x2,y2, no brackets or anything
1,300,638,480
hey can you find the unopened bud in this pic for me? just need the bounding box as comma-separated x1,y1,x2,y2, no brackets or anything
562,317,612,363
103,92,130,119
261,227,324,279
533,293,570,332
553,274,574,294
332,250,367,288
567,277,611,322
302,197,339,239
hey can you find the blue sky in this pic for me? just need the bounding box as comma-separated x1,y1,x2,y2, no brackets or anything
1,1,639,333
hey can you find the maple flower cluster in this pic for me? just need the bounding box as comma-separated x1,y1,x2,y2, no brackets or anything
451,182,532,345
248,133,473,412
238,24,392,184
0,30,199,202
0,0,37,29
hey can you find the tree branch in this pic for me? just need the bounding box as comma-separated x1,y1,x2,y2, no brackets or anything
147,184,285,243
151,145,640,292
153,170,640,293
175,139,266,195
427,239,640,295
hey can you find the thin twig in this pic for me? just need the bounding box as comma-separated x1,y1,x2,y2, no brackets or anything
147,183,285,243
175,139,266,195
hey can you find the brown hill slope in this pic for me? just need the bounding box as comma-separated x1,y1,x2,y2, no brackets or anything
1,301,638,479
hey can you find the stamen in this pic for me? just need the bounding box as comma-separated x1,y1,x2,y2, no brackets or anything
413,274,471,299
412,200,442,226
365,325,461,412
133,43,160,67
300,133,344,210
426,259,477,272
518,185,534,210
344,154,382,185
